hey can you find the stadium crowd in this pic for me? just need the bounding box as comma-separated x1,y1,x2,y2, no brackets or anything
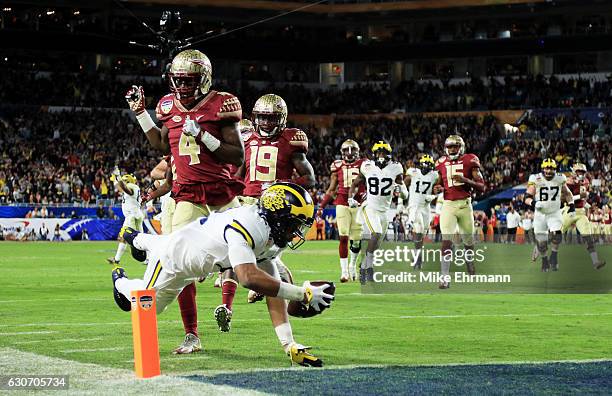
1,107,610,209
3,67,612,113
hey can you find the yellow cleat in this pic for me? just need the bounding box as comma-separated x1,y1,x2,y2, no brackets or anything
287,343,323,367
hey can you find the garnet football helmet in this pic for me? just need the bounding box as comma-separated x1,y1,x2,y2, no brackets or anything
341,139,360,163
571,162,587,181
259,182,314,250
167,49,212,101
444,135,465,161
252,94,288,139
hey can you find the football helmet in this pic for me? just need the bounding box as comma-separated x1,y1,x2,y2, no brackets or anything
259,182,314,249
419,154,435,174
541,158,557,180
167,49,212,102
252,94,288,139
341,139,360,163
444,135,465,161
121,174,137,184
571,162,587,181
372,141,392,168
237,119,255,142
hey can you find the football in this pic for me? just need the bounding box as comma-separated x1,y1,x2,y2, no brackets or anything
287,281,336,318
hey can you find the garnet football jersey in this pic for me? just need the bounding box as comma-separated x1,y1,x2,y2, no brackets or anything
155,90,242,185
331,158,364,206
566,176,589,209
242,128,308,197
435,153,481,201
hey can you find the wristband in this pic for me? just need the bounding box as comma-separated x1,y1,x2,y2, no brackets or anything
573,194,581,202
277,281,305,302
200,131,221,152
136,111,156,133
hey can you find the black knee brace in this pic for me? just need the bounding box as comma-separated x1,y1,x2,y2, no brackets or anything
551,231,562,246
350,240,361,254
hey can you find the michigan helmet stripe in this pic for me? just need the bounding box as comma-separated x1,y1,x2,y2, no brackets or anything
277,185,314,219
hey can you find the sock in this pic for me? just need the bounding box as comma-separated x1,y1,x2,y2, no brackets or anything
339,236,349,258
340,258,348,275
178,282,198,337
590,251,599,264
221,280,238,310
114,242,127,262
349,252,357,274
550,250,558,264
365,251,374,269
441,256,451,276
275,322,294,352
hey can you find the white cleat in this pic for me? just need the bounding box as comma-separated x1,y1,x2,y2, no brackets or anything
247,289,264,304
172,333,202,354
340,273,350,283
213,275,222,288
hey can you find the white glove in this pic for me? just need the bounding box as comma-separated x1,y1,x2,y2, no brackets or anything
303,281,334,312
348,198,358,208
535,201,544,210
112,167,121,177
182,115,201,137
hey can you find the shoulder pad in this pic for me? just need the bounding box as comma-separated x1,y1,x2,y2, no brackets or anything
214,92,242,121
287,129,308,152
330,160,342,173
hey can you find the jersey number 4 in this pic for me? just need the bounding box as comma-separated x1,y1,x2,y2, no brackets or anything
249,146,279,182
368,177,393,196
179,134,201,165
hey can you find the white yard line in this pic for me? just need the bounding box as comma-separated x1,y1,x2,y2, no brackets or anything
0,347,267,395
0,331,57,336
0,298,107,304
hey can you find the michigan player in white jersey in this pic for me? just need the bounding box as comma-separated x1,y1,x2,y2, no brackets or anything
523,158,574,272
107,168,144,265
404,154,438,270
348,141,407,283
112,182,333,366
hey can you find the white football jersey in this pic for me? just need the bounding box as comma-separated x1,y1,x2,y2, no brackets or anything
360,160,404,211
163,205,275,278
406,167,438,208
528,173,566,214
121,183,142,217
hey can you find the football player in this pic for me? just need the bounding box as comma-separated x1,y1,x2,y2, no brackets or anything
112,182,332,367
234,95,316,310
561,163,606,269
348,141,407,283
404,154,438,270
524,158,574,272
107,169,144,265
434,135,485,288
603,205,612,243
320,139,365,282
126,49,245,354
144,156,175,235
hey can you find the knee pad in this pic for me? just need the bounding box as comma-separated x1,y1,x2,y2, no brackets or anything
130,246,147,262
349,240,361,254
551,231,562,245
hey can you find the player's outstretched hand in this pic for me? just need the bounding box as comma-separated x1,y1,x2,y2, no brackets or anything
182,115,201,137
125,85,146,114
347,198,358,208
303,281,334,312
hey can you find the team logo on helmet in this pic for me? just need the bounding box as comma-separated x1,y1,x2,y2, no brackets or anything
341,139,360,163
419,154,435,174
444,135,465,161
252,94,288,139
541,158,557,180
372,141,392,168
168,49,213,101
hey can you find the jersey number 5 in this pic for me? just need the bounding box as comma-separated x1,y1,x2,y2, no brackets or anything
179,134,201,165
249,146,279,182
342,167,360,188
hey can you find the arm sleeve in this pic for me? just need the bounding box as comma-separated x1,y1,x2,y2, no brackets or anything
225,228,257,268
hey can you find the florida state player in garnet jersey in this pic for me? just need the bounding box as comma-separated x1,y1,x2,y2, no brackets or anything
562,163,606,269
320,139,365,282
434,135,485,289
126,49,245,354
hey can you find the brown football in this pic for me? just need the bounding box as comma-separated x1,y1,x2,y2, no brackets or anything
287,281,335,318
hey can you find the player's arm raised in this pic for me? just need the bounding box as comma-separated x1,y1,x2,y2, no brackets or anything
126,85,170,154
319,171,338,208
112,168,133,196
291,152,316,189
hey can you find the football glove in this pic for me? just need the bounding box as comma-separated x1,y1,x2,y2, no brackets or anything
182,115,201,137
286,342,323,367
303,281,334,312
347,198,358,208
125,85,146,114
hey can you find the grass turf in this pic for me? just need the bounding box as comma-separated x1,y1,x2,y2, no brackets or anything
0,240,611,390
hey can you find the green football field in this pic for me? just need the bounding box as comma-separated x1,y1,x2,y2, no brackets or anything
1,240,612,394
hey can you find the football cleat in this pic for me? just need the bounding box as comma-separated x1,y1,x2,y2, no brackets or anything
107,258,119,265
287,343,323,367
541,258,550,272
111,266,131,312
214,304,232,333
439,281,450,289
247,289,265,304
340,273,350,283
594,261,606,270
213,275,222,288
359,268,367,285
173,333,202,354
